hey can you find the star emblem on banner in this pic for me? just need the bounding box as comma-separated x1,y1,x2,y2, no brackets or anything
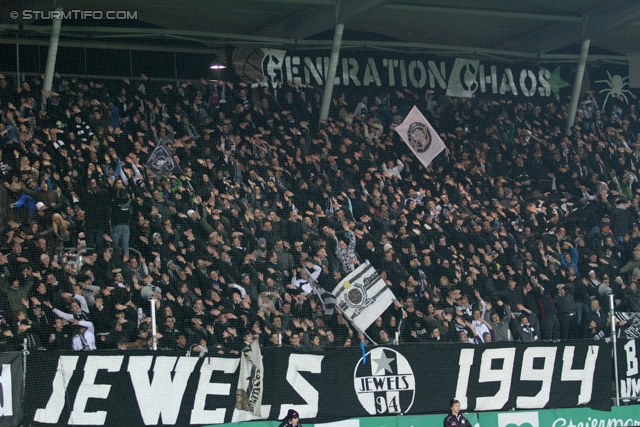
354,347,416,415
548,66,570,102
372,352,395,374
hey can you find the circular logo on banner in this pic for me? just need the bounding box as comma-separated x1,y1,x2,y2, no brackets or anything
353,347,416,415
407,122,432,153
150,154,172,172
346,285,366,307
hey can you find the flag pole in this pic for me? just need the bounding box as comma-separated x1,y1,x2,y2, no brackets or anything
355,322,378,346
335,306,378,346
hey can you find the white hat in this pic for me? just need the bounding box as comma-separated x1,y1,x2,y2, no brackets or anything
383,243,393,252
35,202,45,211
187,210,195,218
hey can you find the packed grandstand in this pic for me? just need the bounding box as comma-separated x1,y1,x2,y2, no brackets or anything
1,1,640,425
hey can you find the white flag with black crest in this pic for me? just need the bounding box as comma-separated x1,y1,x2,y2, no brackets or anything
395,105,446,168
235,339,263,417
145,140,183,176
331,260,395,332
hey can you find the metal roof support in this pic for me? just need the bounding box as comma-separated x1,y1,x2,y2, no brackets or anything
0,24,297,45
41,8,62,110
253,0,386,39
0,23,630,62
497,0,640,53
319,22,344,122
383,5,582,23
0,37,224,54
565,38,591,135
15,35,20,83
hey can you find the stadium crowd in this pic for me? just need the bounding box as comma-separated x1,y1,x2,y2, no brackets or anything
0,69,639,353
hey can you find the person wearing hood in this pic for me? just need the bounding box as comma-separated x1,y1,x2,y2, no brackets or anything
1,270,35,313
279,409,301,427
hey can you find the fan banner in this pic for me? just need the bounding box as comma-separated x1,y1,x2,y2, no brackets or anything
232,47,631,102
618,339,640,400
235,339,264,419
24,342,611,426
614,312,640,339
145,140,183,177
0,352,23,427
395,106,447,169
331,260,396,332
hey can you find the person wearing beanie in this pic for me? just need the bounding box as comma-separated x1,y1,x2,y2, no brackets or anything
443,399,469,427
279,409,301,427
253,238,268,258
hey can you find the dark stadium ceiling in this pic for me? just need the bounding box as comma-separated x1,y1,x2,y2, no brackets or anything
0,0,639,62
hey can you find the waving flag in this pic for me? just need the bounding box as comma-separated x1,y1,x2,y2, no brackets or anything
331,260,395,332
235,339,263,417
395,105,446,168
145,141,183,176
305,265,337,316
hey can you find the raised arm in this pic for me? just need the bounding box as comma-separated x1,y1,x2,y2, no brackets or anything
53,308,73,321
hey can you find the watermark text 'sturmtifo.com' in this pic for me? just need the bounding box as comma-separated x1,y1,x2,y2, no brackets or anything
11,10,138,20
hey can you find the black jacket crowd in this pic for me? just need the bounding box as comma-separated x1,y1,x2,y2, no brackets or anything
0,70,639,353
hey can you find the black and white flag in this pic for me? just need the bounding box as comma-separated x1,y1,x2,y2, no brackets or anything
395,105,446,169
305,265,337,316
331,260,395,332
235,339,263,418
615,312,640,339
145,141,183,176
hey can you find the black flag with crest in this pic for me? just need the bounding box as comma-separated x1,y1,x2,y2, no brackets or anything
145,141,183,176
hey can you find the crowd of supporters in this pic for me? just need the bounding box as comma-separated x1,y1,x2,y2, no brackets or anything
0,68,639,353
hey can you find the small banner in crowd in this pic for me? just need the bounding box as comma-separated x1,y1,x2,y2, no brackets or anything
615,312,640,339
395,106,446,169
0,352,24,427
235,340,264,419
305,266,337,316
145,141,183,176
331,260,395,332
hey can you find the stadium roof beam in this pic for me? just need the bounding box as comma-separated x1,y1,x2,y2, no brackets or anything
252,0,389,39
496,0,640,53
0,24,298,45
249,0,336,4
0,37,222,54
382,5,582,23
0,24,629,62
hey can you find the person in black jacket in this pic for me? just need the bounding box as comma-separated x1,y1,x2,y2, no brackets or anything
279,409,301,427
553,283,580,340
443,399,470,427
108,181,133,262
81,178,109,253
611,199,635,244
